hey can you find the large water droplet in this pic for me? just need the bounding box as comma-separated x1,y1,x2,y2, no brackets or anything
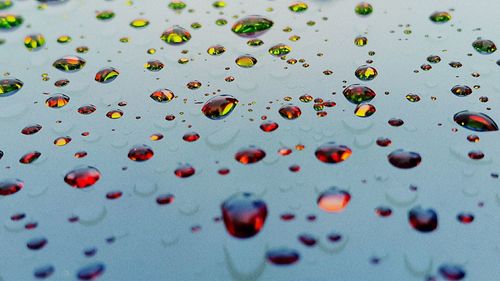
201,95,238,120
315,142,352,164
388,149,421,169
221,192,268,238
235,147,266,164
343,84,376,104
64,166,101,189
160,26,191,45
408,206,438,233
0,78,23,97
53,56,86,72
0,178,24,196
231,15,273,38
454,111,498,132
317,187,351,212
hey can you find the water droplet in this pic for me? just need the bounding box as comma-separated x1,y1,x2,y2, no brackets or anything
457,212,474,224
354,103,376,117
64,166,101,188
150,89,174,103
157,194,174,205
53,56,86,72
106,109,123,119
78,104,96,115
19,151,41,164
34,264,55,279
27,236,47,250
0,78,23,97
95,67,119,83
451,85,472,97
454,111,498,132
354,36,368,46
0,14,22,30
0,178,23,196
45,94,70,108
468,150,484,160
128,145,154,162
182,132,200,142
289,2,308,12
343,84,376,104
388,149,421,169
315,142,352,164
317,187,351,212
76,262,105,280
298,233,317,246
438,264,466,280
268,43,291,57
231,15,273,37
408,206,438,232
355,2,373,16
160,26,191,45
260,120,279,132
266,248,300,265
201,94,238,120
174,163,195,178
355,65,377,81
144,60,164,72
130,18,149,28
21,124,42,135
235,146,266,164
207,44,226,56
96,10,114,20
472,39,496,54
221,192,268,238
168,0,186,10
235,55,257,67
429,11,451,23
278,104,301,120
24,34,45,51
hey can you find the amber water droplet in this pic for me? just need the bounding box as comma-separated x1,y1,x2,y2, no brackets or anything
408,206,438,232
454,111,498,132
150,89,174,103
207,44,226,56
128,145,154,162
160,26,191,45
64,166,101,188
451,85,472,97
201,95,238,120
235,146,266,164
174,164,195,178
106,109,123,119
388,149,421,169
45,94,70,108
354,103,376,117
19,151,41,164
221,192,268,238
317,187,351,212
53,56,86,72
315,142,352,164
235,55,257,67
343,84,376,104
375,206,392,217
0,78,23,97
438,264,465,280
355,65,377,81
260,120,279,132
266,248,300,265
95,67,119,83
278,104,301,120
22,124,42,135
54,136,71,146
0,178,24,196
231,15,273,37
156,194,174,205
77,262,105,280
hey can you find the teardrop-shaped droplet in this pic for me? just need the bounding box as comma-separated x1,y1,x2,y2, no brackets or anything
235,146,266,164
231,15,273,38
0,78,23,97
0,178,24,196
95,67,119,83
64,166,101,189
453,111,498,132
315,142,352,164
53,56,86,72
343,84,376,104
221,192,268,238
160,26,191,45
388,149,421,169
408,206,438,233
201,94,238,120
317,187,351,212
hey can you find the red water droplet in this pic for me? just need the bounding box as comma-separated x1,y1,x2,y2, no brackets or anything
74,151,88,158
78,104,96,115
468,150,484,160
45,94,70,108
375,206,392,217
289,164,300,172
315,142,352,164
388,149,422,169
438,264,466,280
0,178,24,196
278,104,302,120
201,94,238,120
280,213,295,221
457,212,474,224
266,248,300,265
260,120,279,132
221,192,268,239
408,206,438,233
235,147,266,164
317,187,351,212
64,166,101,188
174,164,195,178
298,233,317,247
156,194,175,205
21,124,42,135
106,191,122,200
376,137,392,147
466,135,479,143
278,147,292,156
218,168,230,175
388,118,404,127
11,213,25,221
19,151,41,164
128,145,154,162
77,262,105,280
182,132,200,142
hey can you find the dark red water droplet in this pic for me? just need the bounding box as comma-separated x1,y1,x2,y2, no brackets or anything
289,164,300,172
64,166,101,188
388,149,422,169
221,192,268,239
156,194,175,205
27,237,47,250
78,104,97,115
128,144,154,162
278,104,302,119
235,146,266,164
375,206,392,217
388,118,404,127
317,187,351,212
34,265,55,279
266,248,300,265
182,132,200,142
25,221,38,230
174,163,195,178
438,264,466,280
376,137,392,147
457,212,474,224
218,168,230,175
280,213,295,221
21,124,42,135
468,150,484,160
298,233,317,247
19,151,41,164
106,191,122,200
11,213,26,221
0,178,24,196
409,206,438,233
315,142,352,164
327,232,343,243
76,262,105,280
260,120,279,132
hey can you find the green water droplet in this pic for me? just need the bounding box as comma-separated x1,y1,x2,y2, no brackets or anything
231,15,273,37
96,10,114,20
53,56,86,72
289,2,308,13
0,14,22,29
168,0,186,10
355,65,377,81
472,39,496,54
355,2,373,16
0,1,13,10
0,78,23,97
24,34,45,51
268,43,291,56
429,11,451,23
160,26,191,45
